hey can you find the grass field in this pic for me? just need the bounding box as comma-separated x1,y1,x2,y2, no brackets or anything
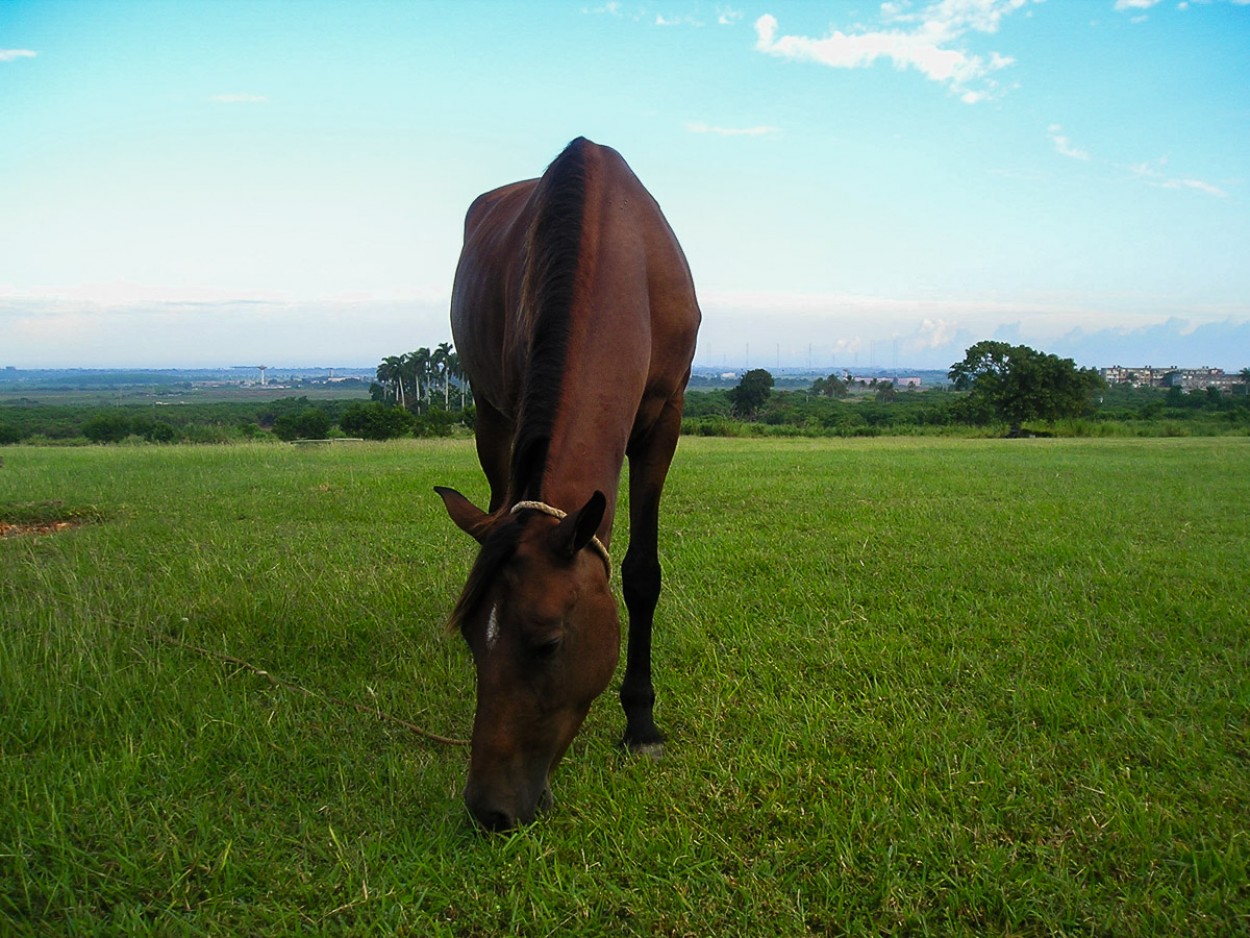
2,437,1248,935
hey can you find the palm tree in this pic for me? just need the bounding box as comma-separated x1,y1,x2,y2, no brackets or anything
376,355,405,407
379,342,471,411
400,350,415,410
373,360,388,400
446,350,467,409
410,347,431,412
434,342,453,407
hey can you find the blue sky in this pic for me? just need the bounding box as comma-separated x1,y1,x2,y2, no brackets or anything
2,0,1248,371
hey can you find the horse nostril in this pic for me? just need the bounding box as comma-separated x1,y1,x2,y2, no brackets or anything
477,808,516,833
467,796,517,833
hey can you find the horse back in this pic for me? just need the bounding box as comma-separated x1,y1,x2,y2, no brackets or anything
451,138,700,512
454,140,697,406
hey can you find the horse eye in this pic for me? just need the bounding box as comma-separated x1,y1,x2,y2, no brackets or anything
531,635,563,659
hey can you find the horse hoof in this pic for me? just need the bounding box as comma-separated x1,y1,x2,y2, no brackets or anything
629,741,665,762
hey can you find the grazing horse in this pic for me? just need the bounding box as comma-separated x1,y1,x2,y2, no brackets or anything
435,137,700,831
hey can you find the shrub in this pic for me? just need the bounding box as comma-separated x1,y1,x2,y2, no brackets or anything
82,413,134,444
180,423,238,444
272,408,331,442
681,416,748,437
339,402,414,441
413,408,456,438
147,421,178,443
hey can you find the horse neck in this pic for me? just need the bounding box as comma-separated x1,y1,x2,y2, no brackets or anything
533,318,651,548
507,140,651,545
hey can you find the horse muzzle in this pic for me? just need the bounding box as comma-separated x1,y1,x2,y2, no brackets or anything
464,779,554,833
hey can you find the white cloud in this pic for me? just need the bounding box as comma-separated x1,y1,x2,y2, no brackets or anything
1047,123,1090,160
1162,177,1228,198
0,49,37,62
209,93,269,104
685,121,779,137
1116,0,1250,13
1129,158,1227,198
0,289,450,368
1128,158,1165,177
656,13,702,27
688,289,1250,370
917,317,959,349
754,1,1031,103
587,2,719,23
1052,318,1250,370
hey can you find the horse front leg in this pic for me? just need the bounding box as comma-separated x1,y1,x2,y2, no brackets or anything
472,393,513,513
620,402,682,757
621,535,662,756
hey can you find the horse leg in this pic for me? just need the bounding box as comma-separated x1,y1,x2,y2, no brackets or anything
620,399,683,757
472,393,512,513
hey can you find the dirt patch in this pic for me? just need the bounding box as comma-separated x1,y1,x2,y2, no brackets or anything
1,519,88,538
0,501,104,538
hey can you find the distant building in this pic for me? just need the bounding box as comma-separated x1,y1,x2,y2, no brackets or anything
1160,368,1240,392
1100,365,1175,388
1101,365,1239,392
850,375,920,388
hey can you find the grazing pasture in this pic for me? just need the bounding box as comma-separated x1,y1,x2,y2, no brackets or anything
1,437,1248,935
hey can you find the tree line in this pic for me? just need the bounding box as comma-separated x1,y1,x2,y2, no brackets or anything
0,341,479,445
5,340,1248,445
0,395,469,445
372,343,471,412
688,342,1250,438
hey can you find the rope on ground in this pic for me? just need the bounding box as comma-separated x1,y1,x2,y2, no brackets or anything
153,630,470,747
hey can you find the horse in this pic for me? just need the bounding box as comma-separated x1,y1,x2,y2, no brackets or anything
435,137,701,831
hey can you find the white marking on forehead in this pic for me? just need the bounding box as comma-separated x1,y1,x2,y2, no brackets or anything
485,603,500,651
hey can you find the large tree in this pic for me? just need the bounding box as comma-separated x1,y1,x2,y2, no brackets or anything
949,341,1104,436
729,368,774,419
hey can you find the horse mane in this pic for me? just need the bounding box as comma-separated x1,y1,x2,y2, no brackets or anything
447,514,524,636
509,137,591,502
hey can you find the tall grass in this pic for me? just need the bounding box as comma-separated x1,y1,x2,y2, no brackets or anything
2,438,1248,935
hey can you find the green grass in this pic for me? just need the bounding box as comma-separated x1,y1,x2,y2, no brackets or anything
2,438,1248,935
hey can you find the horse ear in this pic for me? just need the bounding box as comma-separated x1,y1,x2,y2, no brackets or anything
435,486,491,543
554,491,606,559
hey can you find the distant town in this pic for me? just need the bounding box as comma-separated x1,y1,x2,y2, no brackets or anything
1096,365,1244,393
2,362,1247,396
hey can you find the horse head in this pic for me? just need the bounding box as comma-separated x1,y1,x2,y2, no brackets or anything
435,486,620,831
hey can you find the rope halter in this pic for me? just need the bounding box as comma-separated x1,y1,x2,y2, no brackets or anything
510,500,611,578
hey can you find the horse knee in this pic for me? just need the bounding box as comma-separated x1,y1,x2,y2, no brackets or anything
622,550,661,611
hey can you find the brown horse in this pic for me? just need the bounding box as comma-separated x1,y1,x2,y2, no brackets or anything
435,137,700,831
